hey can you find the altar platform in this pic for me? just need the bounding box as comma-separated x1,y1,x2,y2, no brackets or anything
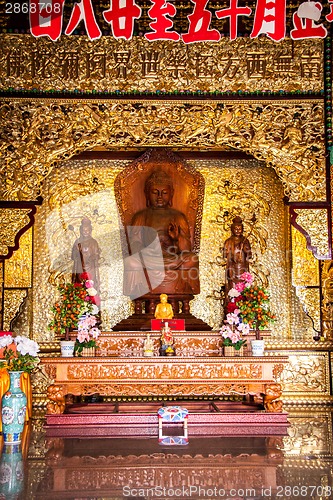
42,333,289,437
45,400,289,438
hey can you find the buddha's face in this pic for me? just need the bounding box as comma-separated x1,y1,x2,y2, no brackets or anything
231,224,243,237
148,183,172,208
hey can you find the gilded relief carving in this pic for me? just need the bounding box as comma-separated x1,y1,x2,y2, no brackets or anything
321,261,333,341
0,36,323,93
293,209,330,259
291,227,319,287
4,227,32,287
278,354,329,395
97,333,222,357
0,100,325,203
0,209,31,256
31,365,55,397
55,382,253,400
3,289,27,331
295,288,321,334
283,414,332,456
67,363,263,381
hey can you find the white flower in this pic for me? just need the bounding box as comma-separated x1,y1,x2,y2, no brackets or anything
238,322,250,335
90,327,100,339
14,336,40,357
91,304,99,315
86,287,98,296
228,288,240,298
220,325,233,339
0,335,13,348
226,313,240,326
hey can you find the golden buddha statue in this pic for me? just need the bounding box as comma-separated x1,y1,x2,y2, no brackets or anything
154,293,174,320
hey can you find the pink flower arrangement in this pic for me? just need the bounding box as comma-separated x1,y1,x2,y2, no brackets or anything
220,310,249,351
75,316,100,355
49,279,101,353
224,272,275,341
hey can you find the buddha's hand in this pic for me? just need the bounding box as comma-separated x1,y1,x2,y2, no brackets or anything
168,221,180,241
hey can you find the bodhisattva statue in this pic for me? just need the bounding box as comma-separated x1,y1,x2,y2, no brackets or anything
123,168,199,298
71,217,101,293
154,293,174,319
223,216,252,298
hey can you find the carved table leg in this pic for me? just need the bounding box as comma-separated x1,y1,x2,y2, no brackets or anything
47,384,66,414
263,383,284,412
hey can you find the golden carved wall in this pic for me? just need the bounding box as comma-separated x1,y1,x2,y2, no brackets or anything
0,209,32,256
4,228,32,288
28,157,317,343
0,36,323,93
0,99,325,203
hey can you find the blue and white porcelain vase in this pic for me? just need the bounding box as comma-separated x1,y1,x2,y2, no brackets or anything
1,371,27,444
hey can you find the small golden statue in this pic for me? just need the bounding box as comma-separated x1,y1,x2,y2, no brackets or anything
154,293,174,320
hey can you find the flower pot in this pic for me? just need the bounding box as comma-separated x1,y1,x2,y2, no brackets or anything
251,340,265,356
77,347,96,357
60,340,75,357
224,346,243,357
1,371,27,444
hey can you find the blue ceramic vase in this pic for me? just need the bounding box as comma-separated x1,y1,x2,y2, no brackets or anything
1,371,27,444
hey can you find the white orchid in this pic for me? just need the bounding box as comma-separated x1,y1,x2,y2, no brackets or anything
238,322,250,335
14,336,40,357
0,335,13,349
0,334,40,373
91,304,99,315
226,312,240,325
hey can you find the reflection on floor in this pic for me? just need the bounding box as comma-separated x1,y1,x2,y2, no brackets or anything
0,407,332,499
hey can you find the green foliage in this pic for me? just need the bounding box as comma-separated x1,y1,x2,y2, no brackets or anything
0,347,39,373
48,282,92,337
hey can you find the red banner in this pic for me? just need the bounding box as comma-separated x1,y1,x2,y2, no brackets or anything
28,1,331,42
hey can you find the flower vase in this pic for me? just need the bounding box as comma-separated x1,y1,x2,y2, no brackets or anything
224,346,244,357
81,347,96,357
1,371,27,444
60,340,75,357
251,340,265,356
235,346,244,357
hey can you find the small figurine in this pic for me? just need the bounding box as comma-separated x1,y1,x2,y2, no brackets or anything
154,293,174,320
160,322,175,356
143,333,154,357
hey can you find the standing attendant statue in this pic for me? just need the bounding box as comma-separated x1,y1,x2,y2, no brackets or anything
223,216,252,299
71,218,101,294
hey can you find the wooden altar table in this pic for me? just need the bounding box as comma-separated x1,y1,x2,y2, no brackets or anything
43,355,288,413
